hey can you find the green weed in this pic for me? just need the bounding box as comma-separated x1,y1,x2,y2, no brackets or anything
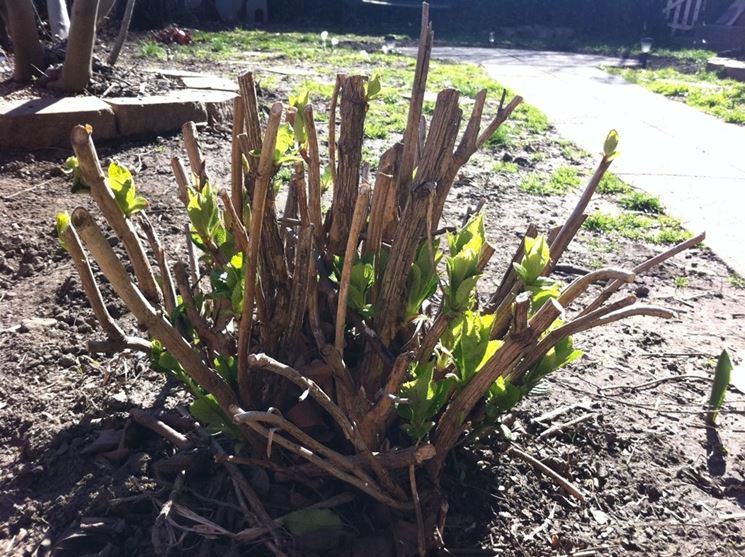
558,140,590,162
619,191,663,214
584,211,690,245
674,276,689,288
521,166,580,196
140,41,167,60
492,161,519,174
607,66,745,125
597,172,631,194
485,125,513,148
728,273,745,289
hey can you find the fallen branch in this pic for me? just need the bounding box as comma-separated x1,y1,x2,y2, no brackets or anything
537,412,597,440
600,374,710,393
507,445,586,503
129,408,192,449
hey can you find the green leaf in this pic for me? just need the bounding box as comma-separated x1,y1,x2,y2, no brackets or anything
397,361,449,440
189,394,240,439
603,129,620,159
284,509,342,536
62,156,89,193
56,212,70,249
274,125,301,165
707,350,733,425
453,274,480,312
405,240,441,321
527,280,562,314
519,236,551,286
451,311,497,385
289,89,310,145
486,376,525,416
530,335,583,380
366,73,382,100
321,165,333,193
186,182,231,258
448,214,485,256
107,161,148,216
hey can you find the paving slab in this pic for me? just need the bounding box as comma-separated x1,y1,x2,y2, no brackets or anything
0,96,116,150
180,76,238,92
408,47,745,275
707,57,745,81
105,89,236,136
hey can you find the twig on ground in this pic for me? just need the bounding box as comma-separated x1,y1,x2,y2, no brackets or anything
129,408,192,449
533,401,594,424
507,446,586,503
600,374,710,393
537,413,597,440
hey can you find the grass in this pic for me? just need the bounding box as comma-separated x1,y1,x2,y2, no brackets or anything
597,172,631,195
485,125,513,148
675,276,689,288
140,41,167,60
584,211,690,245
729,273,745,289
607,66,745,125
176,28,552,146
520,166,580,196
618,191,663,214
492,161,519,174
558,140,590,163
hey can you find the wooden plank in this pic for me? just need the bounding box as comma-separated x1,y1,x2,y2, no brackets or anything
715,0,745,25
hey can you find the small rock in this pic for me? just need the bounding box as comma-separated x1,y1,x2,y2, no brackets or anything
591,508,610,525
59,355,77,368
21,249,37,264
111,391,128,404
635,285,650,298
19,317,57,332
17,262,33,277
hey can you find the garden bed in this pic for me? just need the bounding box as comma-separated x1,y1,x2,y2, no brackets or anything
1,27,744,556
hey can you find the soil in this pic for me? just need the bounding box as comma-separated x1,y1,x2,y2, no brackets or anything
1,35,744,557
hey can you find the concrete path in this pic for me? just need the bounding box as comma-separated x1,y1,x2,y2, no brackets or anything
420,47,745,276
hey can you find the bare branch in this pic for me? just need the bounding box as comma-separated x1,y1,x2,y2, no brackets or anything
70,125,161,305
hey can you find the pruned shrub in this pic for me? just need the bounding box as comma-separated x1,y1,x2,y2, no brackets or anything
56,5,703,555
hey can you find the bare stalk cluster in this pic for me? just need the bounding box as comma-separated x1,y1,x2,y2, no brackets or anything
57,4,702,551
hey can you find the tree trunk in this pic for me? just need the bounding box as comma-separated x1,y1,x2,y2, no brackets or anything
5,0,44,83
107,0,135,66
47,0,71,39
60,0,99,93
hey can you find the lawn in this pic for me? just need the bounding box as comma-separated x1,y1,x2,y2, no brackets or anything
606,61,745,125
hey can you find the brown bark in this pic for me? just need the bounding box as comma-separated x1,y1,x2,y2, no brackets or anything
71,207,239,413
363,89,462,396
60,0,99,93
70,125,161,305
5,0,44,82
364,144,401,257
334,185,370,353
62,224,125,343
396,2,433,211
328,75,367,257
107,0,135,66
231,96,245,212
237,102,283,406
